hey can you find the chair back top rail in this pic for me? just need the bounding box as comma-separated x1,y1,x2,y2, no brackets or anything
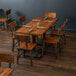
19,16,26,24
8,21,17,31
45,12,56,18
58,18,68,33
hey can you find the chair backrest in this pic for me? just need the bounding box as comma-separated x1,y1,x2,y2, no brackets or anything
58,18,68,33
19,16,26,24
5,9,11,18
8,21,17,32
0,53,14,68
45,12,56,18
0,9,5,18
15,33,29,50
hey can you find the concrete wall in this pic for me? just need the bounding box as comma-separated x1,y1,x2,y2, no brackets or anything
0,0,76,32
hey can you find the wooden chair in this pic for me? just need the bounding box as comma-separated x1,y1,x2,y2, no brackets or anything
0,53,14,68
8,21,17,36
15,33,36,66
5,9,11,18
18,16,26,28
45,12,56,29
43,20,67,59
8,21,17,52
50,18,68,44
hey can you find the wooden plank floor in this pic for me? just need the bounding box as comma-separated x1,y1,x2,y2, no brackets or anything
0,30,76,76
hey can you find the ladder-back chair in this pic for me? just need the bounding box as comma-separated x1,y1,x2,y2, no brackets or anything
43,19,68,59
15,33,36,66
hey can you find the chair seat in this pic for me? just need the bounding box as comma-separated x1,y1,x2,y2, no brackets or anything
51,30,65,35
44,37,59,44
18,42,36,50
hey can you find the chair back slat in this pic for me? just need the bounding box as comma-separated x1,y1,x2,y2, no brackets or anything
45,12,56,18
19,16,25,24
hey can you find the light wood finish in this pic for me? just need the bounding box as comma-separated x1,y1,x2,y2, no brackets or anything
16,17,58,36
0,67,13,76
44,37,59,44
45,12,56,18
19,42,36,51
0,18,8,22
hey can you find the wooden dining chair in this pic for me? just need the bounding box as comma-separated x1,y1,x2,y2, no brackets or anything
18,16,26,28
50,18,68,44
8,21,17,52
5,9,11,18
45,12,56,29
43,20,67,59
15,33,36,66
0,53,14,68
8,21,17,36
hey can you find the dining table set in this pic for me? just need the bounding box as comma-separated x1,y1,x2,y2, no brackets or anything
16,17,58,43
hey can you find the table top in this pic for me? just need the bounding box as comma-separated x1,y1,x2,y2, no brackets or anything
16,17,58,36
0,67,13,76
0,18,8,22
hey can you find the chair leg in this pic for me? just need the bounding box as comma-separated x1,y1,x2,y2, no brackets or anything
54,44,58,59
0,62,1,67
30,51,33,66
63,34,66,44
5,22,7,32
54,26,55,29
9,63,11,68
17,50,20,64
12,38,15,52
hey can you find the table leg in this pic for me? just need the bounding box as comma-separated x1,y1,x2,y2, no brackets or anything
12,38,15,52
4,22,7,32
31,35,36,43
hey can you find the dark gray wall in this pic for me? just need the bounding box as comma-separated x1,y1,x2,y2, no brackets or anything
0,0,76,32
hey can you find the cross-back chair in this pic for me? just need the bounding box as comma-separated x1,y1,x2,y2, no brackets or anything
15,33,36,66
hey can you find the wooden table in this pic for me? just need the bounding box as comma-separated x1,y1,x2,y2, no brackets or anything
0,18,9,31
0,67,13,76
16,17,58,36
16,17,58,42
